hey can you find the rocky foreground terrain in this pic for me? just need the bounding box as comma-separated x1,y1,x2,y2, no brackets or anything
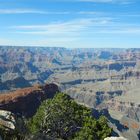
0,83,59,117
0,46,140,139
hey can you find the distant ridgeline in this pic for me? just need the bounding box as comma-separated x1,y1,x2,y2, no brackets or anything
0,46,139,92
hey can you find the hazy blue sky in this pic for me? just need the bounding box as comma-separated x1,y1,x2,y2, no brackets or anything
0,0,140,48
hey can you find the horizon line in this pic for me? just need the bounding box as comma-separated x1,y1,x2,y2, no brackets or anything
0,45,139,49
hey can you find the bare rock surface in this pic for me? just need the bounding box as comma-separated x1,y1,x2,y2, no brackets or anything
104,137,127,140
0,110,16,131
0,83,59,117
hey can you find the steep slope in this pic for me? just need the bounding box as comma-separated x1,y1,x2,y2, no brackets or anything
0,83,59,117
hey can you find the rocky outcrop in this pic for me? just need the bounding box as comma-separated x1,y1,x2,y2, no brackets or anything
0,109,28,140
0,110,16,131
0,83,59,117
104,137,127,140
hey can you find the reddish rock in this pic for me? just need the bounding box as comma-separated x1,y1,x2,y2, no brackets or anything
0,83,59,117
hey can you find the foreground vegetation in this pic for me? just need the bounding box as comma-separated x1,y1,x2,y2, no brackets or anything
27,93,112,140
0,93,112,140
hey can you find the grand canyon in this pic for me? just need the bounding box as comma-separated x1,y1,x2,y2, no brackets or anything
0,46,140,139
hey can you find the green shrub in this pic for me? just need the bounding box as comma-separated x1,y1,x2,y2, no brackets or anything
27,93,112,140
